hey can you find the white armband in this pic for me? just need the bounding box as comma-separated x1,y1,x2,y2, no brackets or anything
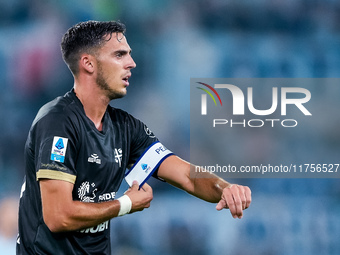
117,195,132,216
125,142,173,188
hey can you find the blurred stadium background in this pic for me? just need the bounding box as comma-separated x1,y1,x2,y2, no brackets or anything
0,0,340,254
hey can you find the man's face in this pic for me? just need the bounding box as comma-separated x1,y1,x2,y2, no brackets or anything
95,32,136,100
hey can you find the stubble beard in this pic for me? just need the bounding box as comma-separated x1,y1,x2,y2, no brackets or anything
96,64,126,101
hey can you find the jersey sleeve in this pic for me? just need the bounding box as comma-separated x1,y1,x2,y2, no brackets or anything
33,111,79,184
125,114,159,165
125,113,173,182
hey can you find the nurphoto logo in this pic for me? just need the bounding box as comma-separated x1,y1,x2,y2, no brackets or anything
190,78,339,179
195,80,312,128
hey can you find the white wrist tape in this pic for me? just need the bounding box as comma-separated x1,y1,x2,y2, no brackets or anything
117,195,132,216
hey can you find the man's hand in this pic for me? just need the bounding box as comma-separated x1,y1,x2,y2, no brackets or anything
216,184,251,219
125,181,153,213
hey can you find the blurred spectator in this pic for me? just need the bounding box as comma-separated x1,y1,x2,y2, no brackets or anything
0,197,18,255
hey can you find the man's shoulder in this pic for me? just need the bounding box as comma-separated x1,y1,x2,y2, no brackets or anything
33,91,79,127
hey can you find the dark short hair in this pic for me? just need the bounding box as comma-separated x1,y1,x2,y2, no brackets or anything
61,20,126,75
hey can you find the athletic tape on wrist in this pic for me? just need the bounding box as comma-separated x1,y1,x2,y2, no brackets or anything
125,141,174,188
117,195,132,216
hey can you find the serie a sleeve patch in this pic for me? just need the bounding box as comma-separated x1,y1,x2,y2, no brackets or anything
50,136,69,163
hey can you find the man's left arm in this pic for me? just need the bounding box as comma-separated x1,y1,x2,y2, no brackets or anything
157,155,251,219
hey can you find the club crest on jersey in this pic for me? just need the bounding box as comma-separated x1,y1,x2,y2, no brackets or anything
114,148,123,167
50,136,68,163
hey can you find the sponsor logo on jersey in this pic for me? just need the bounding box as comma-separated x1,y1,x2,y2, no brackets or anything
50,136,68,163
114,148,123,167
98,191,116,202
88,153,101,164
78,181,97,202
79,220,109,234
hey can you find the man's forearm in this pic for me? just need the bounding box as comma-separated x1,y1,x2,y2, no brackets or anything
40,179,152,233
42,191,121,233
188,165,231,203
158,156,230,202
158,156,251,218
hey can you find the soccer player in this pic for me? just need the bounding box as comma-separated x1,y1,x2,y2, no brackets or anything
17,21,251,254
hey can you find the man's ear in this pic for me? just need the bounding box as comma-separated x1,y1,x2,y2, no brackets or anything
79,54,95,74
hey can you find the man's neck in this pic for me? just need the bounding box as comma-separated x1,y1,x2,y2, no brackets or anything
73,82,109,131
